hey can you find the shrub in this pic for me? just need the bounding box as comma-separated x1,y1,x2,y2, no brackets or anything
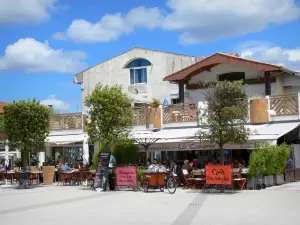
249,142,292,177
14,158,22,167
112,139,138,165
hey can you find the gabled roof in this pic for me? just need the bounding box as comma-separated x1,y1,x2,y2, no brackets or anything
0,102,8,114
163,52,295,82
73,47,197,84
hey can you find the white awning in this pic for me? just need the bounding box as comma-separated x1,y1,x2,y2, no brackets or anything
46,134,87,145
131,122,300,143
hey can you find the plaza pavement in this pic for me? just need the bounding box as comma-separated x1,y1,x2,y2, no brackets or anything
1,182,300,225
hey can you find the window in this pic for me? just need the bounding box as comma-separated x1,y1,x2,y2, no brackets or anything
130,68,147,84
218,72,245,82
171,98,180,105
126,58,151,84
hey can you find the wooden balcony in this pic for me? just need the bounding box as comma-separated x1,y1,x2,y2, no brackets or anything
50,113,83,130
270,95,299,116
163,103,198,123
133,103,198,125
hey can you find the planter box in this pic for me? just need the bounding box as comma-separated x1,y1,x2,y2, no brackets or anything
273,174,284,185
246,178,255,189
284,169,295,183
42,166,55,185
264,175,274,187
249,98,269,124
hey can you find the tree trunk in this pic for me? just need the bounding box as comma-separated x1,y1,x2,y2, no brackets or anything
105,143,109,152
220,144,224,165
21,150,28,168
145,146,150,167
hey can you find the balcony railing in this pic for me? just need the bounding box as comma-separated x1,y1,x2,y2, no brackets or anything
133,107,148,125
270,95,299,116
50,113,83,130
163,104,198,123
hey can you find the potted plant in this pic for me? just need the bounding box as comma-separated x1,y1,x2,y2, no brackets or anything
29,154,40,171
248,147,265,189
273,143,291,185
42,156,55,185
137,167,146,191
150,99,162,129
14,158,22,171
262,144,275,187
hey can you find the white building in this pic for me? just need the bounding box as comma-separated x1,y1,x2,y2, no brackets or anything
74,47,198,112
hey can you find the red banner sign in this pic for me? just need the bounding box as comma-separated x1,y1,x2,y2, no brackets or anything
205,165,232,185
116,167,137,186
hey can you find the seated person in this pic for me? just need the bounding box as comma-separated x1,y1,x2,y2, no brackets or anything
0,163,5,172
61,162,72,171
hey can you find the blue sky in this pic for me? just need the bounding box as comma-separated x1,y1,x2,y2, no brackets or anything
1,0,300,112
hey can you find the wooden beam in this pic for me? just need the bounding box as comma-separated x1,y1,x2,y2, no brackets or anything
179,82,185,103
265,71,271,95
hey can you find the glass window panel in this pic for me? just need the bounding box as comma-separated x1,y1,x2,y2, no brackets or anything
135,69,142,83
126,59,151,68
130,69,134,84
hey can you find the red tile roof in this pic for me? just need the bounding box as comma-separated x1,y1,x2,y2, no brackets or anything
163,52,292,82
0,102,8,114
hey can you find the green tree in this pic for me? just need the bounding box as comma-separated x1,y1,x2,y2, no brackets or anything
85,84,134,152
197,80,249,165
0,115,4,129
3,99,52,167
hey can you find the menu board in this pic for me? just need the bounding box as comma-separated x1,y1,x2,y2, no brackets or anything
116,167,137,187
94,152,111,190
205,165,232,185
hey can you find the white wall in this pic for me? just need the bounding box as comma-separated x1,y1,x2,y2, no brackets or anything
80,48,196,112
185,63,278,103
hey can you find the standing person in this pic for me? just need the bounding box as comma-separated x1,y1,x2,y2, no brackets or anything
108,154,116,191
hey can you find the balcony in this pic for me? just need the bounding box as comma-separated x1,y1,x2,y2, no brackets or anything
50,113,83,131
270,95,299,116
133,94,300,127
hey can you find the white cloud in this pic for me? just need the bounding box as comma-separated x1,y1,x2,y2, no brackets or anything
0,0,57,25
240,42,300,71
41,95,70,113
53,6,164,43
53,0,300,44
163,0,300,44
0,38,87,73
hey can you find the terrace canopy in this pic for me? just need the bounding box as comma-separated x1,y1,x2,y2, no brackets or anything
131,122,300,152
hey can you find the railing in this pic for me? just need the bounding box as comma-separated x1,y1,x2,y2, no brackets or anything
133,107,148,125
270,95,298,116
50,113,83,130
163,103,198,123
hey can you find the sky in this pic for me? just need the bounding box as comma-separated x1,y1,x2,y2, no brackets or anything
1,0,300,113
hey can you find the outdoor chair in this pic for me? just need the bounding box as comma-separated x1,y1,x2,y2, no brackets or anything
232,168,246,190
57,172,72,186
28,172,39,185
0,173,5,185
14,172,21,185
192,169,206,188
81,171,94,186
182,169,195,189
71,171,82,185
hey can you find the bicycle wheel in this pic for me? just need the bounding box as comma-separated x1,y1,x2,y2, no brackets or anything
167,178,176,194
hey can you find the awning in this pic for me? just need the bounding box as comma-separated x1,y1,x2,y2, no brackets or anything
46,134,87,145
131,122,300,143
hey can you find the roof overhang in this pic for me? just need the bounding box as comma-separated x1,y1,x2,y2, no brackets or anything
163,53,295,82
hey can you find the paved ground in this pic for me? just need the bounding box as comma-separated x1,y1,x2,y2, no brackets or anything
1,183,300,225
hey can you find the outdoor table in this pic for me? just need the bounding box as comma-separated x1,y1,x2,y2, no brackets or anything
29,171,42,185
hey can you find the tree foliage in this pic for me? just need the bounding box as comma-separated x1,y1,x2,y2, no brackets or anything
3,99,51,166
249,143,291,177
113,139,138,165
85,84,134,147
197,80,249,164
0,115,4,129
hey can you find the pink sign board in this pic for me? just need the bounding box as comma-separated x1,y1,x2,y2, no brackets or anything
116,167,137,186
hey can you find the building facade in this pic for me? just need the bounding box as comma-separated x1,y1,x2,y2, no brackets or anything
74,47,198,112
